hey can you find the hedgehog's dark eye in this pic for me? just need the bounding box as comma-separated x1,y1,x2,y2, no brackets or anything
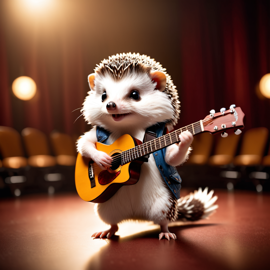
129,90,140,101
101,91,107,102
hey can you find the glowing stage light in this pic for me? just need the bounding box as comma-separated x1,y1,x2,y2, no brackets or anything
259,73,270,99
23,0,51,10
12,76,37,100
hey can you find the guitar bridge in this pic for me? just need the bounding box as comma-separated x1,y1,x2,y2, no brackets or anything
88,162,96,188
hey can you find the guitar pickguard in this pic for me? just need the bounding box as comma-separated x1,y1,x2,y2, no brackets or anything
98,170,121,185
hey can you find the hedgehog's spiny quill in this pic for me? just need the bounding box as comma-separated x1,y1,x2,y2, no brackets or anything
94,52,180,126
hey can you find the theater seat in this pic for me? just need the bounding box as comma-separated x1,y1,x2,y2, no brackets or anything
262,148,270,166
21,128,62,195
209,133,240,166
249,138,270,192
187,132,213,165
21,128,56,167
50,132,76,166
221,127,269,191
0,126,28,196
233,127,268,166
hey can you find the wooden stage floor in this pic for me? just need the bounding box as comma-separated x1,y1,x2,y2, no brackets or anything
0,189,270,270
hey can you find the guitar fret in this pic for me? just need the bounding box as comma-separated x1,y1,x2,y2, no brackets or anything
175,131,180,143
139,145,142,157
169,133,172,144
162,136,166,147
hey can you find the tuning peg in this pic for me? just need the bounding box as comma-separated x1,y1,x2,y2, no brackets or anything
220,108,226,114
221,132,228,138
230,104,236,109
235,129,242,135
210,109,215,118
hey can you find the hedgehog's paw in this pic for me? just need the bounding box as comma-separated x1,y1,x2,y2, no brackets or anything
159,221,177,240
92,224,118,239
159,232,177,241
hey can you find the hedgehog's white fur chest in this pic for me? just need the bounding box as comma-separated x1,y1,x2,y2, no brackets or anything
95,130,172,225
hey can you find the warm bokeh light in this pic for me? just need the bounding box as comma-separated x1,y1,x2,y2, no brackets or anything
12,76,37,100
23,0,52,10
259,73,270,99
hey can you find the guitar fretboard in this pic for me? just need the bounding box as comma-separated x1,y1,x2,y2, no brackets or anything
120,120,203,165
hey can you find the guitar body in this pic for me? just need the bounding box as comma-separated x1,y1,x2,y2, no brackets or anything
75,134,143,203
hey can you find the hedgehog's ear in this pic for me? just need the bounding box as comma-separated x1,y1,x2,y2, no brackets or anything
88,73,95,90
150,71,166,92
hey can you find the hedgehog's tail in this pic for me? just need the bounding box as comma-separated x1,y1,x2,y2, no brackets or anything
177,187,218,221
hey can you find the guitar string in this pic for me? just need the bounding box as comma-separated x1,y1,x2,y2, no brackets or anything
111,122,205,166
110,120,204,166
110,120,206,166
110,114,227,166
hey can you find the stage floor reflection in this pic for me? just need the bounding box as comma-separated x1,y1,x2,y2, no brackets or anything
0,189,270,270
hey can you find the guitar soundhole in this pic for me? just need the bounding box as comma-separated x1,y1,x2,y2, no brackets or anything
98,170,121,185
110,152,121,171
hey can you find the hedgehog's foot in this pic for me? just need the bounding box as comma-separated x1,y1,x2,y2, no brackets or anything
92,224,118,239
159,221,177,240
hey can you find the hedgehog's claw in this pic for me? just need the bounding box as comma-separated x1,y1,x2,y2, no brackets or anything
92,224,118,239
159,232,177,240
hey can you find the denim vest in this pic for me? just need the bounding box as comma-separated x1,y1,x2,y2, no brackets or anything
96,123,182,199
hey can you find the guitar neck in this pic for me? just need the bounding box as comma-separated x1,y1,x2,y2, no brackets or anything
121,120,204,165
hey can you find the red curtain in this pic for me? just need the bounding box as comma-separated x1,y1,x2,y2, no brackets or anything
0,24,12,127
177,0,270,130
0,0,270,135
0,2,87,135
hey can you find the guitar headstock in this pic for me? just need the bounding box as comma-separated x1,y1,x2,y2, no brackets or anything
203,105,245,137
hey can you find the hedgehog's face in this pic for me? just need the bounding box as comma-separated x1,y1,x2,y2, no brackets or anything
82,70,174,133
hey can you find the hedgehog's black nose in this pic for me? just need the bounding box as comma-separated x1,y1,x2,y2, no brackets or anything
106,101,117,111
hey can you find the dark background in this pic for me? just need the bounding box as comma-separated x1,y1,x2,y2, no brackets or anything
1,0,270,137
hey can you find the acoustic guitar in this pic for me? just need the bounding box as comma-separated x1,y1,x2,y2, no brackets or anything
75,106,245,203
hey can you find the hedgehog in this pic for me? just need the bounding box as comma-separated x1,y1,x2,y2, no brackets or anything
77,53,218,240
